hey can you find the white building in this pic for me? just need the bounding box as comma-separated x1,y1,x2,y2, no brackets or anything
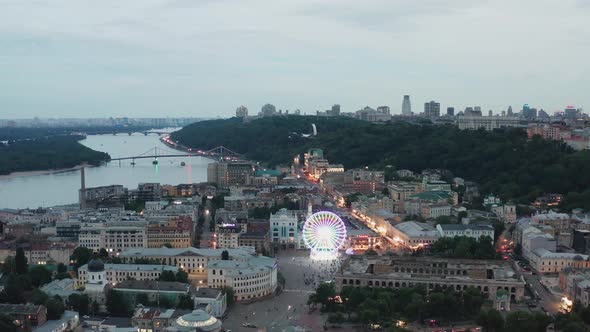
270,209,303,249
79,222,147,253
192,288,227,318
436,224,495,240
207,256,278,302
120,247,272,288
521,226,557,261
76,263,179,288
457,115,521,131
390,221,440,248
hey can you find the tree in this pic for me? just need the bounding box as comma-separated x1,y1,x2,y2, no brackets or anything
159,270,176,282
30,265,52,287
31,289,49,305
177,294,194,310
365,248,378,256
476,309,504,332
57,263,67,273
135,293,149,306
462,287,484,317
0,314,18,332
0,274,24,303
309,282,336,307
71,247,93,269
221,286,235,307
106,290,131,317
175,270,189,283
98,248,109,259
46,296,65,320
15,248,27,275
67,294,89,316
2,256,15,274
221,250,229,260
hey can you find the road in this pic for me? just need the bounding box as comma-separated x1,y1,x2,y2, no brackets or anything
222,251,345,331
522,273,561,315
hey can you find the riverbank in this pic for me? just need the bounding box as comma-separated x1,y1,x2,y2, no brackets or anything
0,164,88,180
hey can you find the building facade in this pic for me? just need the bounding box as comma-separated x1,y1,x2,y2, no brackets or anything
336,256,525,302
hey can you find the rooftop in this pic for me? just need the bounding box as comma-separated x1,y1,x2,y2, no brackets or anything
80,263,179,272
395,221,439,237
114,280,191,293
192,287,223,299
120,247,254,258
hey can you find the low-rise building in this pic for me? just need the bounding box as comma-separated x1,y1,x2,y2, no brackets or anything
390,221,440,248
119,247,271,288
79,221,147,253
336,256,525,302
132,307,191,332
114,280,191,307
529,248,590,274
0,303,47,330
192,287,227,318
147,217,192,248
207,256,278,302
76,263,179,288
457,115,521,131
270,209,302,249
387,182,421,202
559,268,590,307
436,224,494,240
422,203,452,219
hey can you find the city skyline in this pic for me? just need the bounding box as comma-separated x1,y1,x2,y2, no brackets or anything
1,0,589,118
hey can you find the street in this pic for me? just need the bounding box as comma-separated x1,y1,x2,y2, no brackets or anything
522,273,560,315
222,250,346,331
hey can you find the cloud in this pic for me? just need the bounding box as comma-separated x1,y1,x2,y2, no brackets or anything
0,0,588,117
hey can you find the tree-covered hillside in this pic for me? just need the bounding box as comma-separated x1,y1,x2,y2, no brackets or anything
0,136,110,175
172,116,590,204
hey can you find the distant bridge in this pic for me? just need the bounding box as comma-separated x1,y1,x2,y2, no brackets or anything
109,146,243,163
109,131,172,136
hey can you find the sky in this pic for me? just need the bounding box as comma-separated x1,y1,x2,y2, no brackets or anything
1,0,589,118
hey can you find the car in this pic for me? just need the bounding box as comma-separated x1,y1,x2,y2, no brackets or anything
242,323,257,328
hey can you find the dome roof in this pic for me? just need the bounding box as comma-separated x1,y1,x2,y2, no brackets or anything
175,310,221,332
87,257,105,272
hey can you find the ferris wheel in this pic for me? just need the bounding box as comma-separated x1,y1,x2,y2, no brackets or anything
302,211,347,259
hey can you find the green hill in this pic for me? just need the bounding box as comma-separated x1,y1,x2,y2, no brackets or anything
171,116,590,206
0,136,110,175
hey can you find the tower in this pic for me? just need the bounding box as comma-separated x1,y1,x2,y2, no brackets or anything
402,95,412,115
79,166,86,209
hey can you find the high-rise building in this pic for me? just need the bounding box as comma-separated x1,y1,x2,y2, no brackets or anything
522,104,537,119
402,95,412,115
507,106,513,116
564,106,580,122
447,107,455,116
235,105,248,118
331,104,341,116
207,161,255,188
424,101,441,117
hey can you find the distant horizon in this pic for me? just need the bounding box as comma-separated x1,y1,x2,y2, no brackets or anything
1,0,589,118
0,101,583,121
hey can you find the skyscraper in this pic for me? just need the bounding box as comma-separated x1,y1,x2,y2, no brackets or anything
424,101,441,117
402,95,412,115
507,106,513,116
447,107,455,116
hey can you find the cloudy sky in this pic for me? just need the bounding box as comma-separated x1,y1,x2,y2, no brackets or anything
1,0,589,118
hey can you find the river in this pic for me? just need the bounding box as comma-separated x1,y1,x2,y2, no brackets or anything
0,131,210,209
